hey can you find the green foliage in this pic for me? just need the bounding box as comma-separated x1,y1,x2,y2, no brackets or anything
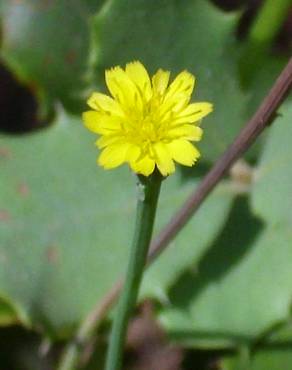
0,112,234,336
142,184,235,302
251,103,292,225
0,297,21,326
1,0,292,367
223,348,292,370
0,0,104,113
159,220,292,348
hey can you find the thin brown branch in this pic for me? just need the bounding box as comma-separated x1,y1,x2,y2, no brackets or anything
57,57,292,370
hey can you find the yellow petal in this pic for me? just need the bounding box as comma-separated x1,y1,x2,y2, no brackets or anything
153,142,175,176
125,144,141,163
105,66,143,111
186,126,203,141
158,71,195,114
165,70,195,101
166,139,200,166
130,155,155,176
125,61,152,101
87,92,124,116
82,111,121,134
95,135,121,149
167,125,203,141
98,142,130,169
174,102,213,124
152,69,170,95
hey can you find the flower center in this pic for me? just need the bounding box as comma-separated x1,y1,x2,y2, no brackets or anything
122,95,172,148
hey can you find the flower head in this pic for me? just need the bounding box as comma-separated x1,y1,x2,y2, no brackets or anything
83,61,213,176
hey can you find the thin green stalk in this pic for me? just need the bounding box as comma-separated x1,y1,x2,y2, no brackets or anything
249,0,292,45
105,171,162,370
237,346,251,370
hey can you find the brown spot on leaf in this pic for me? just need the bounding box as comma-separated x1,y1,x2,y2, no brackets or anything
43,54,53,67
0,147,11,159
0,210,11,222
17,183,30,197
65,50,77,65
37,0,55,11
46,245,60,264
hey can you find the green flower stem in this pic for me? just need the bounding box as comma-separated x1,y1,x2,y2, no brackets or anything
237,346,251,370
105,171,162,370
249,0,292,45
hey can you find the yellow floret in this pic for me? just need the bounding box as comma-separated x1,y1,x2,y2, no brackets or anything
83,61,213,176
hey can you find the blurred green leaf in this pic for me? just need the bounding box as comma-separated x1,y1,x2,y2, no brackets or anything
223,348,292,370
0,0,103,113
142,184,234,302
221,346,251,370
0,111,233,336
251,349,292,370
0,297,21,326
158,200,292,348
265,321,292,344
251,103,292,226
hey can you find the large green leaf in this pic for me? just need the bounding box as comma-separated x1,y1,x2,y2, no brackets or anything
0,111,234,336
158,204,292,348
251,103,292,226
0,0,103,113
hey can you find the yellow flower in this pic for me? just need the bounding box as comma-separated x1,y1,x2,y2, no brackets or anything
83,61,213,176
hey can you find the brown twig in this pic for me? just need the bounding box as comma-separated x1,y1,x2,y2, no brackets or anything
57,57,292,370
